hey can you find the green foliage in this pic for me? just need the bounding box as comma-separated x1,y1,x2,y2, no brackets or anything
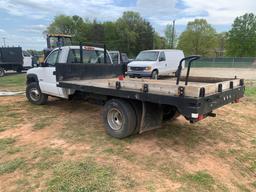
177,19,217,56
226,13,256,57
46,12,158,57
165,23,177,48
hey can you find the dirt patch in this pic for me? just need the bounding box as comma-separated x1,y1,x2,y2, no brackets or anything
0,95,255,191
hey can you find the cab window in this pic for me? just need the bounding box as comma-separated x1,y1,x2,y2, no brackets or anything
45,50,59,66
159,52,166,62
67,49,111,64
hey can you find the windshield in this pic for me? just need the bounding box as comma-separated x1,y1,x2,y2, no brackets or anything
135,51,159,61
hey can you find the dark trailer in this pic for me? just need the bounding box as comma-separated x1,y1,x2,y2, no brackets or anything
0,47,24,76
55,51,245,138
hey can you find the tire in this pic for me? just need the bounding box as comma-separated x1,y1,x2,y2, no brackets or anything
151,70,158,80
0,67,5,77
103,99,136,139
162,106,180,121
26,82,48,105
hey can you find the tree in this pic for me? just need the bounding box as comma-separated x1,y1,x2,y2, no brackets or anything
45,12,164,56
215,32,227,57
46,15,76,35
116,11,154,56
165,24,177,48
177,19,217,56
226,13,256,57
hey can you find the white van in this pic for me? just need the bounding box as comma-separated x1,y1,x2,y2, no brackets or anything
127,49,185,79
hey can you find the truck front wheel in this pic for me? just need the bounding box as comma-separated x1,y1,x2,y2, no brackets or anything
0,67,5,77
103,99,136,139
26,82,48,105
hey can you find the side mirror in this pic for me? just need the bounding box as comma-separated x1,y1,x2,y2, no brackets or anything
159,57,165,62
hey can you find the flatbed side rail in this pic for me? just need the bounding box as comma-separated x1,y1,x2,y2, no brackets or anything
176,55,201,85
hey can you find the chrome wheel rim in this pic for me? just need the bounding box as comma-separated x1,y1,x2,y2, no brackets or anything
107,108,123,131
30,88,40,101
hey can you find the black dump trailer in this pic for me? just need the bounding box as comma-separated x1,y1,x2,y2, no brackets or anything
54,55,245,139
0,47,23,77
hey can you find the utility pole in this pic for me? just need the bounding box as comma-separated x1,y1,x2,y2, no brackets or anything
171,20,175,49
3,37,6,47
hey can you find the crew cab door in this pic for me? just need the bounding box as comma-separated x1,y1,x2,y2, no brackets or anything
38,49,60,96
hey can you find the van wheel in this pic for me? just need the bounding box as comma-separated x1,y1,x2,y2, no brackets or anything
103,99,136,139
26,82,48,105
0,68,5,77
151,70,158,80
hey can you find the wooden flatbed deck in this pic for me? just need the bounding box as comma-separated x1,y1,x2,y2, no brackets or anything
60,77,241,98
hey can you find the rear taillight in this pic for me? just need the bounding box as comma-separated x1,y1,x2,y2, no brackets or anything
197,114,204,121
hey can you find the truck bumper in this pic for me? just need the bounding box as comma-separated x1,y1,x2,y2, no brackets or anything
127,71,152,77
188,86,245,122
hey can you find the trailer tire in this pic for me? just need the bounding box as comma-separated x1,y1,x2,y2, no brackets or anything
0,68,5,77
103,99,136,139
26,82,48,105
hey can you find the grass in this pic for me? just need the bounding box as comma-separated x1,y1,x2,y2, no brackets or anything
47,160,115,192
0,138,16,151
182,171,216,191
0,158,25,175
245,86,256,97
32,117,56,130
0,74,26,91
32,147,64,170
0,104,24,131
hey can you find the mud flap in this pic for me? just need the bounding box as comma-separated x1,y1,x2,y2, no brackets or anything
139,102,163,133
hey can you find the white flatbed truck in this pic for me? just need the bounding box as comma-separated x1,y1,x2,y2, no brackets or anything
26,45,245,139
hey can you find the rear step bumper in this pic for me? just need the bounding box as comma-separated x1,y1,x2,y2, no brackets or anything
188,86,245,122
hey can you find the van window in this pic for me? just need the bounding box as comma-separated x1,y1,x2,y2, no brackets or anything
135,51,159,61
159,52,166,61
68,49,111,64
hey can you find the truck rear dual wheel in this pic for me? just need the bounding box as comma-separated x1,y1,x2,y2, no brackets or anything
26,82,48,105
162,106,180,121
103,99,136,139
0,68,5,77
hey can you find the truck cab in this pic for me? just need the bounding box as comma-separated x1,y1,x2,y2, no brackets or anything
27,46,113,99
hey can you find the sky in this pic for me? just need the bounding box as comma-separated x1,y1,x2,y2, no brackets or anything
0,0,255,50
